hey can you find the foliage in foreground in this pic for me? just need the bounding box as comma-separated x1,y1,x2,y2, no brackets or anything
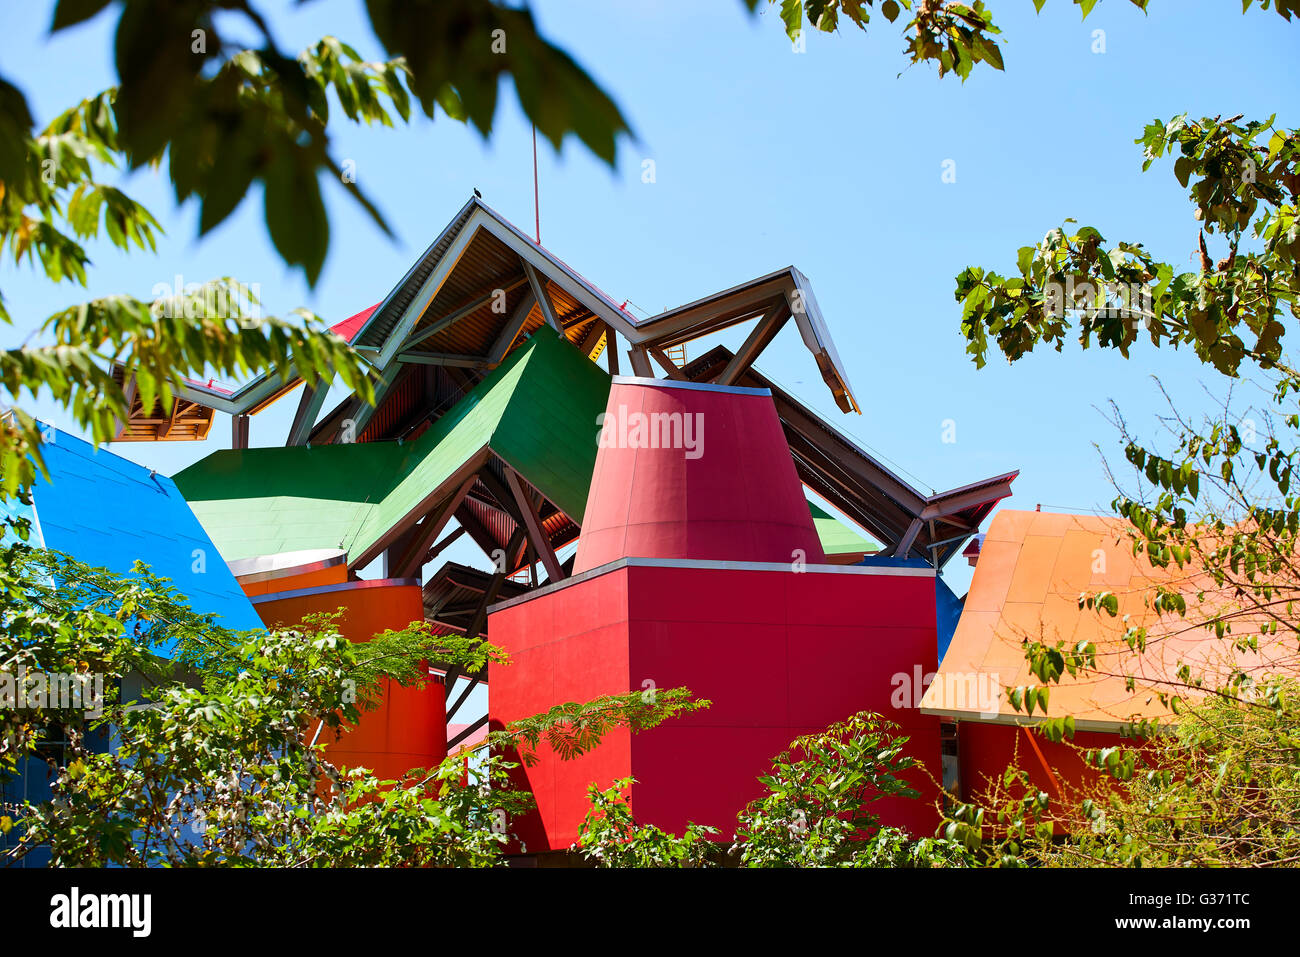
944,111,1300,868
944,680,1300,867
0,528,702,867
575,712,975,868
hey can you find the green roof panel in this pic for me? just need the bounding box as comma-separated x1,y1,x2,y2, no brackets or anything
175,328,611,566
808,500,878,557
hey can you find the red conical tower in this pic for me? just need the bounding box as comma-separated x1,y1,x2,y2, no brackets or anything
575,378,825,572
490,379,941,855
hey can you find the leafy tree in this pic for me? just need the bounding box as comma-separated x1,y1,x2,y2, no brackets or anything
5,2,632,277
957,116,1298,378
786,11,1300,868
1,0,636,502
0,525,703,866
1,64,392,496
575,712,974,868
575,779,722,868
8,0,1295,870
732,712,953,867
941,113,1300,865
954,121,1300,710
9,0,1287,502
763,1,1297,82
945,681,1300,867
495,689,710,769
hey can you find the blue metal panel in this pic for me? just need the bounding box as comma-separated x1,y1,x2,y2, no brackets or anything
856,554,932,570
25,427,263,641
935,575,964,663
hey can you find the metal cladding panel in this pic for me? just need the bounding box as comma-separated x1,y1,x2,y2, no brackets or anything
174,440,410,564
922,508,1295,730
253,581,446,780
176,328,610,565
808,499,877,556
487,567,633,853
958,723,1114,805
487,327,611,522
574,379,826,572
489,562,942,850
19,428,262,638
462,489,517,551
358,365,425,443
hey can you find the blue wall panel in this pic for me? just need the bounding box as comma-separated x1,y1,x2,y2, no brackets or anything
24,428,262,643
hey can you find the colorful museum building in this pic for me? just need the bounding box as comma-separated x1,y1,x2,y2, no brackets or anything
16,195,1255,860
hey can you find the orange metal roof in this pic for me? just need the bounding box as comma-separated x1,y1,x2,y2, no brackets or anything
921,509,1297,731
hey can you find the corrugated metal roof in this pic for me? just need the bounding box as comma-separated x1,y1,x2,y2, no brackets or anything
353,197,480,350
175,327,611,568
920,509,1297,730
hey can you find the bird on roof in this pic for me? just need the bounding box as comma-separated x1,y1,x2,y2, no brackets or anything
473,188,482,199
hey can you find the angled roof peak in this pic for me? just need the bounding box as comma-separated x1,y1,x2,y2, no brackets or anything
351,196,637,359
175,327,611,571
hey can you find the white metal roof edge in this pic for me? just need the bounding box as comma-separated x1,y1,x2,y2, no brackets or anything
610,375,772,397
488,555,934,614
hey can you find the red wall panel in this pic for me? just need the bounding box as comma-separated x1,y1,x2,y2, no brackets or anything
490,563,944,851
957,720,1115,804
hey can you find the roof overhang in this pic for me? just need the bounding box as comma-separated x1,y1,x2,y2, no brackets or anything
682,345,1017,568
629,266,860,414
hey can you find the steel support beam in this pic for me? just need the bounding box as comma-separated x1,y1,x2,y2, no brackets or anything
627,346,654,377
523,260,563,332
504,467,564,583
391,473,479,578
446,714,488,751
648,346,688,381
486,289,537,364
287,384,330,446
716,302,790,385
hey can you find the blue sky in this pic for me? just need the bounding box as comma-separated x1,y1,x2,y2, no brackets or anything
2,0,1298,601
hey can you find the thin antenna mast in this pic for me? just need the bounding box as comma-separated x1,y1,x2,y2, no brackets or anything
532,124,541,243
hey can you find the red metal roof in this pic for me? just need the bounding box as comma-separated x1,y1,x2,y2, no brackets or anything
331,304,379,343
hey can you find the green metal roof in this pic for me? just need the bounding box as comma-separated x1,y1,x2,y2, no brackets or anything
808,500,878,557
174,328,611,566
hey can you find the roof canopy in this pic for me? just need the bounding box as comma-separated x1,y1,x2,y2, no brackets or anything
175,327,610,570
159,197,862,429
165,195,1013,576
920,509,1297,731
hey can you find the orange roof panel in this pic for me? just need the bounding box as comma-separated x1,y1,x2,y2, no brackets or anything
921,509,1298,730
